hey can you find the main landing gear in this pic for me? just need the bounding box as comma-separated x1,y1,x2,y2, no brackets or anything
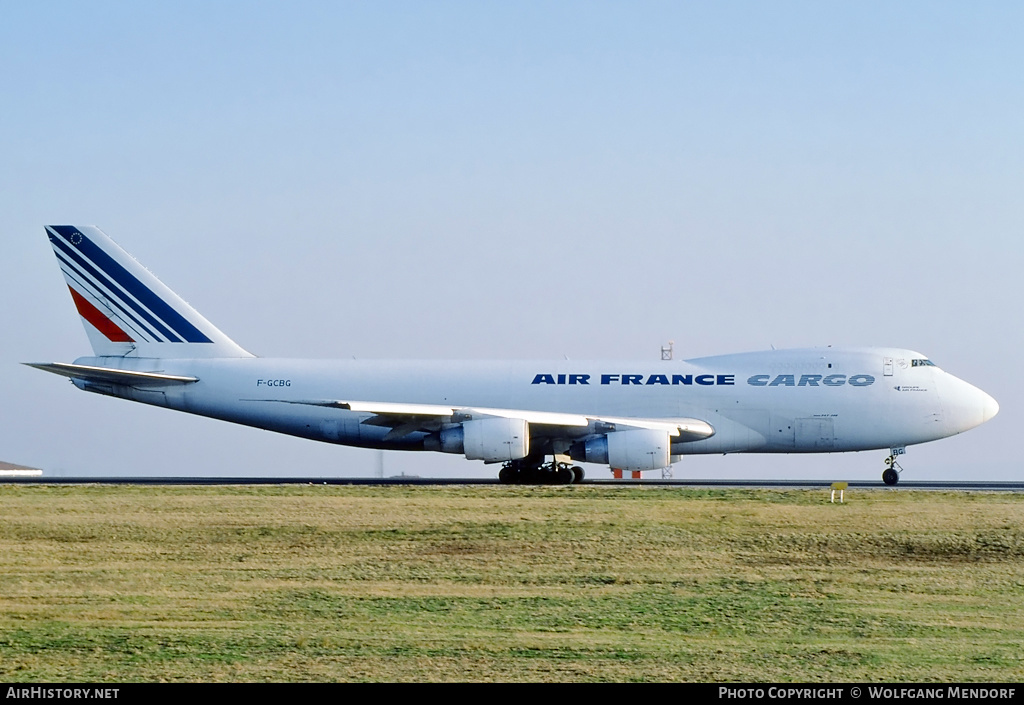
498,458,585,485
882,447,905,486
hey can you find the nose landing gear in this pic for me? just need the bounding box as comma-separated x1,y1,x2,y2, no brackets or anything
882,447,905,486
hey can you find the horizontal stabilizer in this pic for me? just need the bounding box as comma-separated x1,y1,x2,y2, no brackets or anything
24,362,198,386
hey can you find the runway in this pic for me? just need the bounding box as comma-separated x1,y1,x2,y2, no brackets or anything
2,477,1023,490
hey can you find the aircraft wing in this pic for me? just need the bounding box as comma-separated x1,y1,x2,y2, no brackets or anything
24,362,199,386
265,399,715,442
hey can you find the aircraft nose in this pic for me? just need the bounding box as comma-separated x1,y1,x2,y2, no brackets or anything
942,374,998,433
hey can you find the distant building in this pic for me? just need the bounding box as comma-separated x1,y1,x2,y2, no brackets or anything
0,461,43,476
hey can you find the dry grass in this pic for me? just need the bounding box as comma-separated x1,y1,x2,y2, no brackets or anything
0,484,1022,682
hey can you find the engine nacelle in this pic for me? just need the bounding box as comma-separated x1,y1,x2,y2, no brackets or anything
432,418,530,462
575,429,672,471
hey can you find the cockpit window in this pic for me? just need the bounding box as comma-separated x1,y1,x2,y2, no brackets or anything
912,359,935,367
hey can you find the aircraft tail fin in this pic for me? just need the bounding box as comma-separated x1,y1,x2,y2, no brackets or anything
45,225,253,359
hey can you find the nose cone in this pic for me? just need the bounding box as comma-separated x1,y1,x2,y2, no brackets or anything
942,374,998,433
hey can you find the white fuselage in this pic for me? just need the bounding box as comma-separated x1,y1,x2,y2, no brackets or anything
70,346,997,459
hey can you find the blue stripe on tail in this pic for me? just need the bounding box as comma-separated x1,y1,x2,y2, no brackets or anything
48,231,181,342
52,247,165,343
49,226,212,344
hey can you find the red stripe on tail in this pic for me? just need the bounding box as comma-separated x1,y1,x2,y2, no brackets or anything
68,286,135,342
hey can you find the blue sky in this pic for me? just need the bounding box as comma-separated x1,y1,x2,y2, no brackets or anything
2,2,1021,479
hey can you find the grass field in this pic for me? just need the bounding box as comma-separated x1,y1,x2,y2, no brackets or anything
0,484,1022,682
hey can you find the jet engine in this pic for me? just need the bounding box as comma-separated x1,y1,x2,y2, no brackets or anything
430,417,530,462
571,428,671,471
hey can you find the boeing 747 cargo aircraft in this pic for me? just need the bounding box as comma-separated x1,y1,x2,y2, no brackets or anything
28,226,998,485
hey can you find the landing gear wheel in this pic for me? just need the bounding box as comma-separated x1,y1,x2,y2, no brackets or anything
882,448,904,486
498,458,582,485
520,465,543,484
